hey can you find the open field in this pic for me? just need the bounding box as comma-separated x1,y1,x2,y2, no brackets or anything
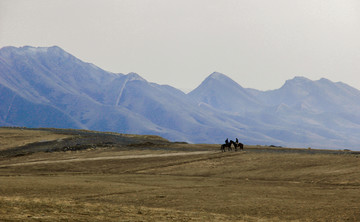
0,127,360,221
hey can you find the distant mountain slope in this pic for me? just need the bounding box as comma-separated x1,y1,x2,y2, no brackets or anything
0,84,81,129
1,45,360,150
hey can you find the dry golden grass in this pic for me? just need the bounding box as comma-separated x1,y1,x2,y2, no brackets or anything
0,128,360,221
0,128,72,151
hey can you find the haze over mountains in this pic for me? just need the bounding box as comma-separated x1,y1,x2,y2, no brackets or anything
1,46,360,150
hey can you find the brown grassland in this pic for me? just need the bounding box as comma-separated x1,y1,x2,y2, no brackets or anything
0,127,360,221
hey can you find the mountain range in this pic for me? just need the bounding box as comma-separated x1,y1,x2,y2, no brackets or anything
1,46,360,150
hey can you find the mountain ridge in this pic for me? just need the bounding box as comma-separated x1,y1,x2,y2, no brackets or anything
1,45,360,150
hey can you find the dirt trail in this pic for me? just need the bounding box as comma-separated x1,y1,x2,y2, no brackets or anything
0,151,217,168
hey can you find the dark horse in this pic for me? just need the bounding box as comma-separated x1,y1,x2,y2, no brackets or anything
230,140,244,151
220,142,232,152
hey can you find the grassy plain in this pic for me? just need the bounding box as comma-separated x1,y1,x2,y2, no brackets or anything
0,127,360,221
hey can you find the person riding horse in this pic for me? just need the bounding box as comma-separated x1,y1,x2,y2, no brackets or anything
221,138,231,152
221,138,244,152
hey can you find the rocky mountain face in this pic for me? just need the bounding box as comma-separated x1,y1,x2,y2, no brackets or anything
1,46,360,150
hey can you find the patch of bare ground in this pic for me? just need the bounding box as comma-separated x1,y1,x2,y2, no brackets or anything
0,128,360,221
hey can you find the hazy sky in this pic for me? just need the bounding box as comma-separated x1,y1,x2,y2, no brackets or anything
1,0,360,92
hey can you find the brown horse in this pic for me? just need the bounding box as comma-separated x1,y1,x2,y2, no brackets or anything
230,140,244,151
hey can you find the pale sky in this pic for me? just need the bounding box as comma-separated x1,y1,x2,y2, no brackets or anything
1,0,360,92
